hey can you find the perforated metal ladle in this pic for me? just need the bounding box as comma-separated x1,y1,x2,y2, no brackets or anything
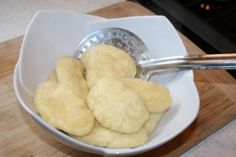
74,28,236,80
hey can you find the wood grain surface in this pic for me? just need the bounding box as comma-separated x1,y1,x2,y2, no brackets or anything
0,1,236,157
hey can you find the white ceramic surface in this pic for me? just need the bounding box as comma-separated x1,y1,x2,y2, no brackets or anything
14,10,200,156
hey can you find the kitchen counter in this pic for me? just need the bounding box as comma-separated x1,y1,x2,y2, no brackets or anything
0,1,236,157
0,0,123,42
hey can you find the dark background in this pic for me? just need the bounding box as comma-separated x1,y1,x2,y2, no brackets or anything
133,0,236,77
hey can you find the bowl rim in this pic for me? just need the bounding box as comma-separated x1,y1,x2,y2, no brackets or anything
13,10,200,156
13,62,200,156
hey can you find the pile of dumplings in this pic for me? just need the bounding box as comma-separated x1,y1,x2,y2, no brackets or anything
34,44,172,148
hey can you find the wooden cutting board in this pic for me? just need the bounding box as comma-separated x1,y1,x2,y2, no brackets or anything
0,1,236,157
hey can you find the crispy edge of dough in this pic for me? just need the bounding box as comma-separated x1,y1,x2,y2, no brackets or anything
144,113,163,135
48,71,58,82
123,78,172,113
75,122,148,148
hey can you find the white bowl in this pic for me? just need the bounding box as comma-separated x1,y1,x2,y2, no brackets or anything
13,10,200,156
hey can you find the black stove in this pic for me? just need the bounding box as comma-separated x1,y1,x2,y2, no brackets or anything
135,0,236,77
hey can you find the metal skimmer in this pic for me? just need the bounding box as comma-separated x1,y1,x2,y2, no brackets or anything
74,27,236,80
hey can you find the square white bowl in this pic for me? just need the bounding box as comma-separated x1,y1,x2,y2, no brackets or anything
14,10,200,156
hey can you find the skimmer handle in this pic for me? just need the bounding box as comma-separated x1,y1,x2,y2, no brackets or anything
138,53,236,78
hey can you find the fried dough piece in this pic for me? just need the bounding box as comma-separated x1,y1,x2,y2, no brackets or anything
144,113,163,135
123,78,172,113
34,81,94,136
56,56,88,100
76,122,148,148
108,128,148,148
87,77,149,133
81,44,136,88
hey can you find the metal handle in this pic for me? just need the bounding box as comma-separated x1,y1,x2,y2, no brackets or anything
139,53,236,74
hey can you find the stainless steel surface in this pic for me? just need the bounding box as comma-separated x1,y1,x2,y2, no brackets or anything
74,28,236,80
74,28,151,63
137,53,236,79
